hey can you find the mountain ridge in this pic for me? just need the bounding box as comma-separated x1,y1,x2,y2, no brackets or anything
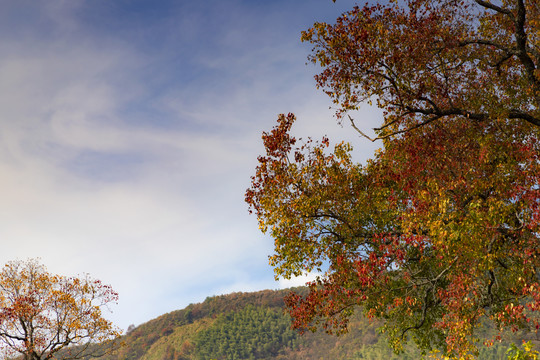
87,288,533,360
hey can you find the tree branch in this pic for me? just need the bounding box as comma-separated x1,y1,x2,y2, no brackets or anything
474,0,513,16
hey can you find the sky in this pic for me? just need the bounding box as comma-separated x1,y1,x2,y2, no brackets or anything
0,0,382,331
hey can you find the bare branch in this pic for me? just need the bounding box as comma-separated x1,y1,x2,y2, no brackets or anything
474,0,513,16
348,115,378,142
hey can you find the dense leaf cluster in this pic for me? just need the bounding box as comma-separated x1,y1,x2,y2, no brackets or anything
247,0,540,357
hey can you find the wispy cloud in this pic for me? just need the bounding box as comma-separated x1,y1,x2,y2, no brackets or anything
0,0,378,329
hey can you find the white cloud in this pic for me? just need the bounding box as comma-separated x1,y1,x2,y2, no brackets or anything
278,273,321,289
0,0,382,331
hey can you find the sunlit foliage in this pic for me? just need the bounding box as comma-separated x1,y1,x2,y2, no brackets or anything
0,259,121,360
247,0,540,358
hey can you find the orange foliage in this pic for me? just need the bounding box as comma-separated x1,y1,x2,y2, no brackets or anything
247,1,540,358
0,259,121,360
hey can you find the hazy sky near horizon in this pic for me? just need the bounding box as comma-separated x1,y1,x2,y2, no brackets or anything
0,0,382,330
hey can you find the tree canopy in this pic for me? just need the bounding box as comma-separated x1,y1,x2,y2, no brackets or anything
246,0,540,358
303,0,539,138
0,259,121,360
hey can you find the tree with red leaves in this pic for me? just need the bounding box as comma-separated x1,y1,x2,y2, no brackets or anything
0,259,121,360
247,1,540,358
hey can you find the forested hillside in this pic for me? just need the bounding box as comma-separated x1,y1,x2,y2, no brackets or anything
86,288,537,360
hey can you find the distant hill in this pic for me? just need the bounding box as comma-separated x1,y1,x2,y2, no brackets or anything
84,288,537,360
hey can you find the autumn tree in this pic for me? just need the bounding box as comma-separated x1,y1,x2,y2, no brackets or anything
247,0,540,358
0,259,121,360
304,0,539,138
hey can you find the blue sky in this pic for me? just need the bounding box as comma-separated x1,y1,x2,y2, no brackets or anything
0,0,382,330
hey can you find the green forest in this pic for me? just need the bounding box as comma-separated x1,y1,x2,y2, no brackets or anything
78,288,537,360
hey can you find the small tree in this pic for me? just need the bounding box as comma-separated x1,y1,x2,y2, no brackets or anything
0,259,121,360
